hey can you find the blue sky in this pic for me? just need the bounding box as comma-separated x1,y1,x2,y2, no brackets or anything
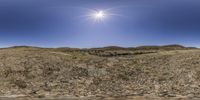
0,0,200,48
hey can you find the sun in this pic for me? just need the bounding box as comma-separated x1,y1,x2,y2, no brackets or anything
80,7,122,23
91,10,106,22
94,11,105,19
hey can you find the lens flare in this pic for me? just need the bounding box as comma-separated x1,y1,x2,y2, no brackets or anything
76,7,125,23
90,10,107,22
94,11,105,19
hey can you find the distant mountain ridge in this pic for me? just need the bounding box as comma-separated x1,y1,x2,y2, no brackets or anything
4,44,196,50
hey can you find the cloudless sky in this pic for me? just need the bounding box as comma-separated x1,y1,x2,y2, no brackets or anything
0,0,200,48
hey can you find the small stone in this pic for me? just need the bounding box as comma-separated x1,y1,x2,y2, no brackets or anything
167,94,176,97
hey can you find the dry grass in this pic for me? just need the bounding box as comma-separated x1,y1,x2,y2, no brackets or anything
0,45,199,98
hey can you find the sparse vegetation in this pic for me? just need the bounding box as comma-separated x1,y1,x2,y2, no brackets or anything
0,45,199,99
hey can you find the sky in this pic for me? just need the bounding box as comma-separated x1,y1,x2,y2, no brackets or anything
0,0,200,48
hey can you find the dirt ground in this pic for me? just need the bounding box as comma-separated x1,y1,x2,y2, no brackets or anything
0,45,200,99
0,96,199,100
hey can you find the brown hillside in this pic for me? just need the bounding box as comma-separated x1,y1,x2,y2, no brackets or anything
0,45,199,99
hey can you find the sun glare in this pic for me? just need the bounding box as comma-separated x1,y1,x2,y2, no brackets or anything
91,10,106,22
83,8,121,23
94,11,105,19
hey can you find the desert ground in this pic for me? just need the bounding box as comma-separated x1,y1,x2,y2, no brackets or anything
0,45,200,100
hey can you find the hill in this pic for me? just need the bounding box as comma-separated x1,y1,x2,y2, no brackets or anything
0,45,199,99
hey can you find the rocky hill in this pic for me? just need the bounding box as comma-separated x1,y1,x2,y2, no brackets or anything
0,45,199,99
